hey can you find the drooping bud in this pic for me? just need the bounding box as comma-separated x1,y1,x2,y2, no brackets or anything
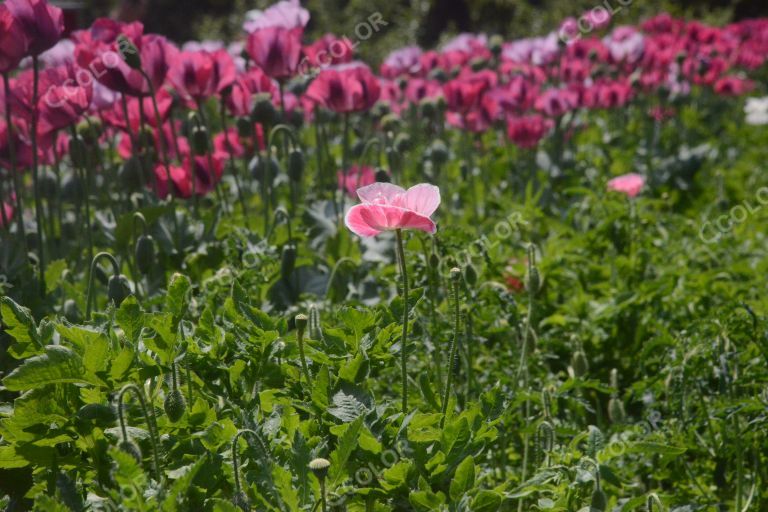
135,235,155,275
251,93,277,125
107,274,131,307
117,35,142,70
281,244,296,280
164,389,187,423
570,350,589,378
288,148,304,182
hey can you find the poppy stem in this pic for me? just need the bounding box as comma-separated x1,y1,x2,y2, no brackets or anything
395,228,409,414
2,73,28,258
441,268,462,428
30,56,46,297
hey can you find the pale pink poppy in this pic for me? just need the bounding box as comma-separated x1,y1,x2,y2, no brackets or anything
337,165,377,197
345,183,440,237
607,173,645,198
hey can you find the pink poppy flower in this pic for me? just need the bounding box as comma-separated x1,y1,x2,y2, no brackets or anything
0,4,28,73
168,49,237,105
507,114,553,149
345,182,441,237
5,0,64,57
245,26,303,81
1,199,14,228
305,63,381,113
607,173,645,198
337,165,376,197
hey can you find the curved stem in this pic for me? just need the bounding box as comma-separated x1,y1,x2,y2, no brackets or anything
118,384,162,481
132,212,148,240
2,73,28,256
85,252,120,320
324,257,356,298
395,229,409,414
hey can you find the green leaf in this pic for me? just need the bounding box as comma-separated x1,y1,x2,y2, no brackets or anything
2,346,100,391
380,461,411,491
472,490,502,512
116,296,145,344
409,490,446,511
0,446,28,469
44,259,68,294
1,296,45,358
328,416,363,488
109,347,135,382
165,273,191,324
449,455,475,501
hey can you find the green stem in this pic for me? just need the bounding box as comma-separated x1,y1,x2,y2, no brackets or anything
441,270,461,428
218,98,250,224
2,73,28,255
395,229,409,414
118,384,162,481
296,322,312,392
30,57,46,297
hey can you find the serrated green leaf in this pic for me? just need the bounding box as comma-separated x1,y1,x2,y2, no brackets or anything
1,296,44,358
449,455,475,500
2,346,100,391
328,416,363,488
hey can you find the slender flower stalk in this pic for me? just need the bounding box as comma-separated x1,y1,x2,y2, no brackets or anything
395,228,410,413
231,428,272,510
309,458,331,512
2,73,27,252
441,267,462,427
30,56,46,296
295,314,312,392
118,384,162,481
218,97,250,222
85,251,120,320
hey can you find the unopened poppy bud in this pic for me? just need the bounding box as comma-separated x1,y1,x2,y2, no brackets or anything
288,149,304,181
394,133,411,152
489,35,503,56
419,97,438,118
117,35,142,70
450,267,462,282
39,170,58,200
69,135,88,168
571,350,589,377
63,299,81,323
107,274,131,307
164,389,186,423
308,458,331,480
526,267,541,293
470,57,487,71
295,313,308,334
429,140,448,165
135,234,155,275
381,113,400,131
608,398,626,423
375,168,390,182
429,253,440,269
428,68,447,82
590,488,607,511
464,264,478,286
236,117,253,137
281,245,296,280
251,93,277,125
191,126,209,155
61,174,84,204
119,439,142,463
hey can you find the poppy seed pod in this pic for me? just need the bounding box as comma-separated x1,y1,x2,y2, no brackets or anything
381,113,401,132
464,264,478,286
295,313,308,333
191,126,210,156
608,397,626,423
450,267,462,282
394,133,411,153
590,488,607,511
63,299,81,323
308,458,331,480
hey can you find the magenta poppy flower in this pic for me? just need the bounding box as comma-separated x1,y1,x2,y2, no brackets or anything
168,49,236,105
345,182,441,237
225,67,277,117
246,26,303,81
1,199,13,228
607,173,645,198
74,19,174,97
0,4,28,73
302,34,354,72
243,0,309,33
507,115,553,149
380,46,423,78
5,0,64,57
305,63,381,113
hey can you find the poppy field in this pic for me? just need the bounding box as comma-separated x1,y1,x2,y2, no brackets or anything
1,0,768,510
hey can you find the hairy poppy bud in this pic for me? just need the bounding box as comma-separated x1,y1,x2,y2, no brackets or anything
309,458,331,480
571,350,589,378
429,140,449,165
381,113,401,132
608,398,626,424
164,389,186,423
394,133,411,153
69,135,88,168
117,35,142,70
489,35,503,57
281,245,296,280
63,299,81,323
107,274,131,307
236,117,253,137
191,126,209,156
288,149,304,182
135,235,155,275
375,168,390,182
119,439,142,463
590,488,607,511
251,93,277,125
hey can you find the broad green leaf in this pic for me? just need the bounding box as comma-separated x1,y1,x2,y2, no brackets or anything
44,260,68,294
2,346,100,391
328,416,363,488
1,296,44,358
116,296,145,344
449,455,475,500
472,490,502,512
165,273,191,324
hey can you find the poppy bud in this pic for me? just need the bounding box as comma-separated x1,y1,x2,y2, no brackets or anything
429,140,449,165
429,253,440,269
450,267,462,282
394,133,411,153
375,168,390,182
381,113,401,131
120,156,146,191
308,458,331,480
288,149,304,182
489,35,503,56
590,488,607,511
571,350,589,377
117,35,142,70
251,93,277,125
107,274,131,307
69,135,88,168
164,389,186,423
236,117,253,137
63,299,81,323
135,235,155,275
470,57,487,71
428,68,447,82
526,267,541,293
419,98,437,117
119,440,142,463
191,126,209,156
464,264,478,286
281,245,296,280
233,491,250,511
608,398,626,423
